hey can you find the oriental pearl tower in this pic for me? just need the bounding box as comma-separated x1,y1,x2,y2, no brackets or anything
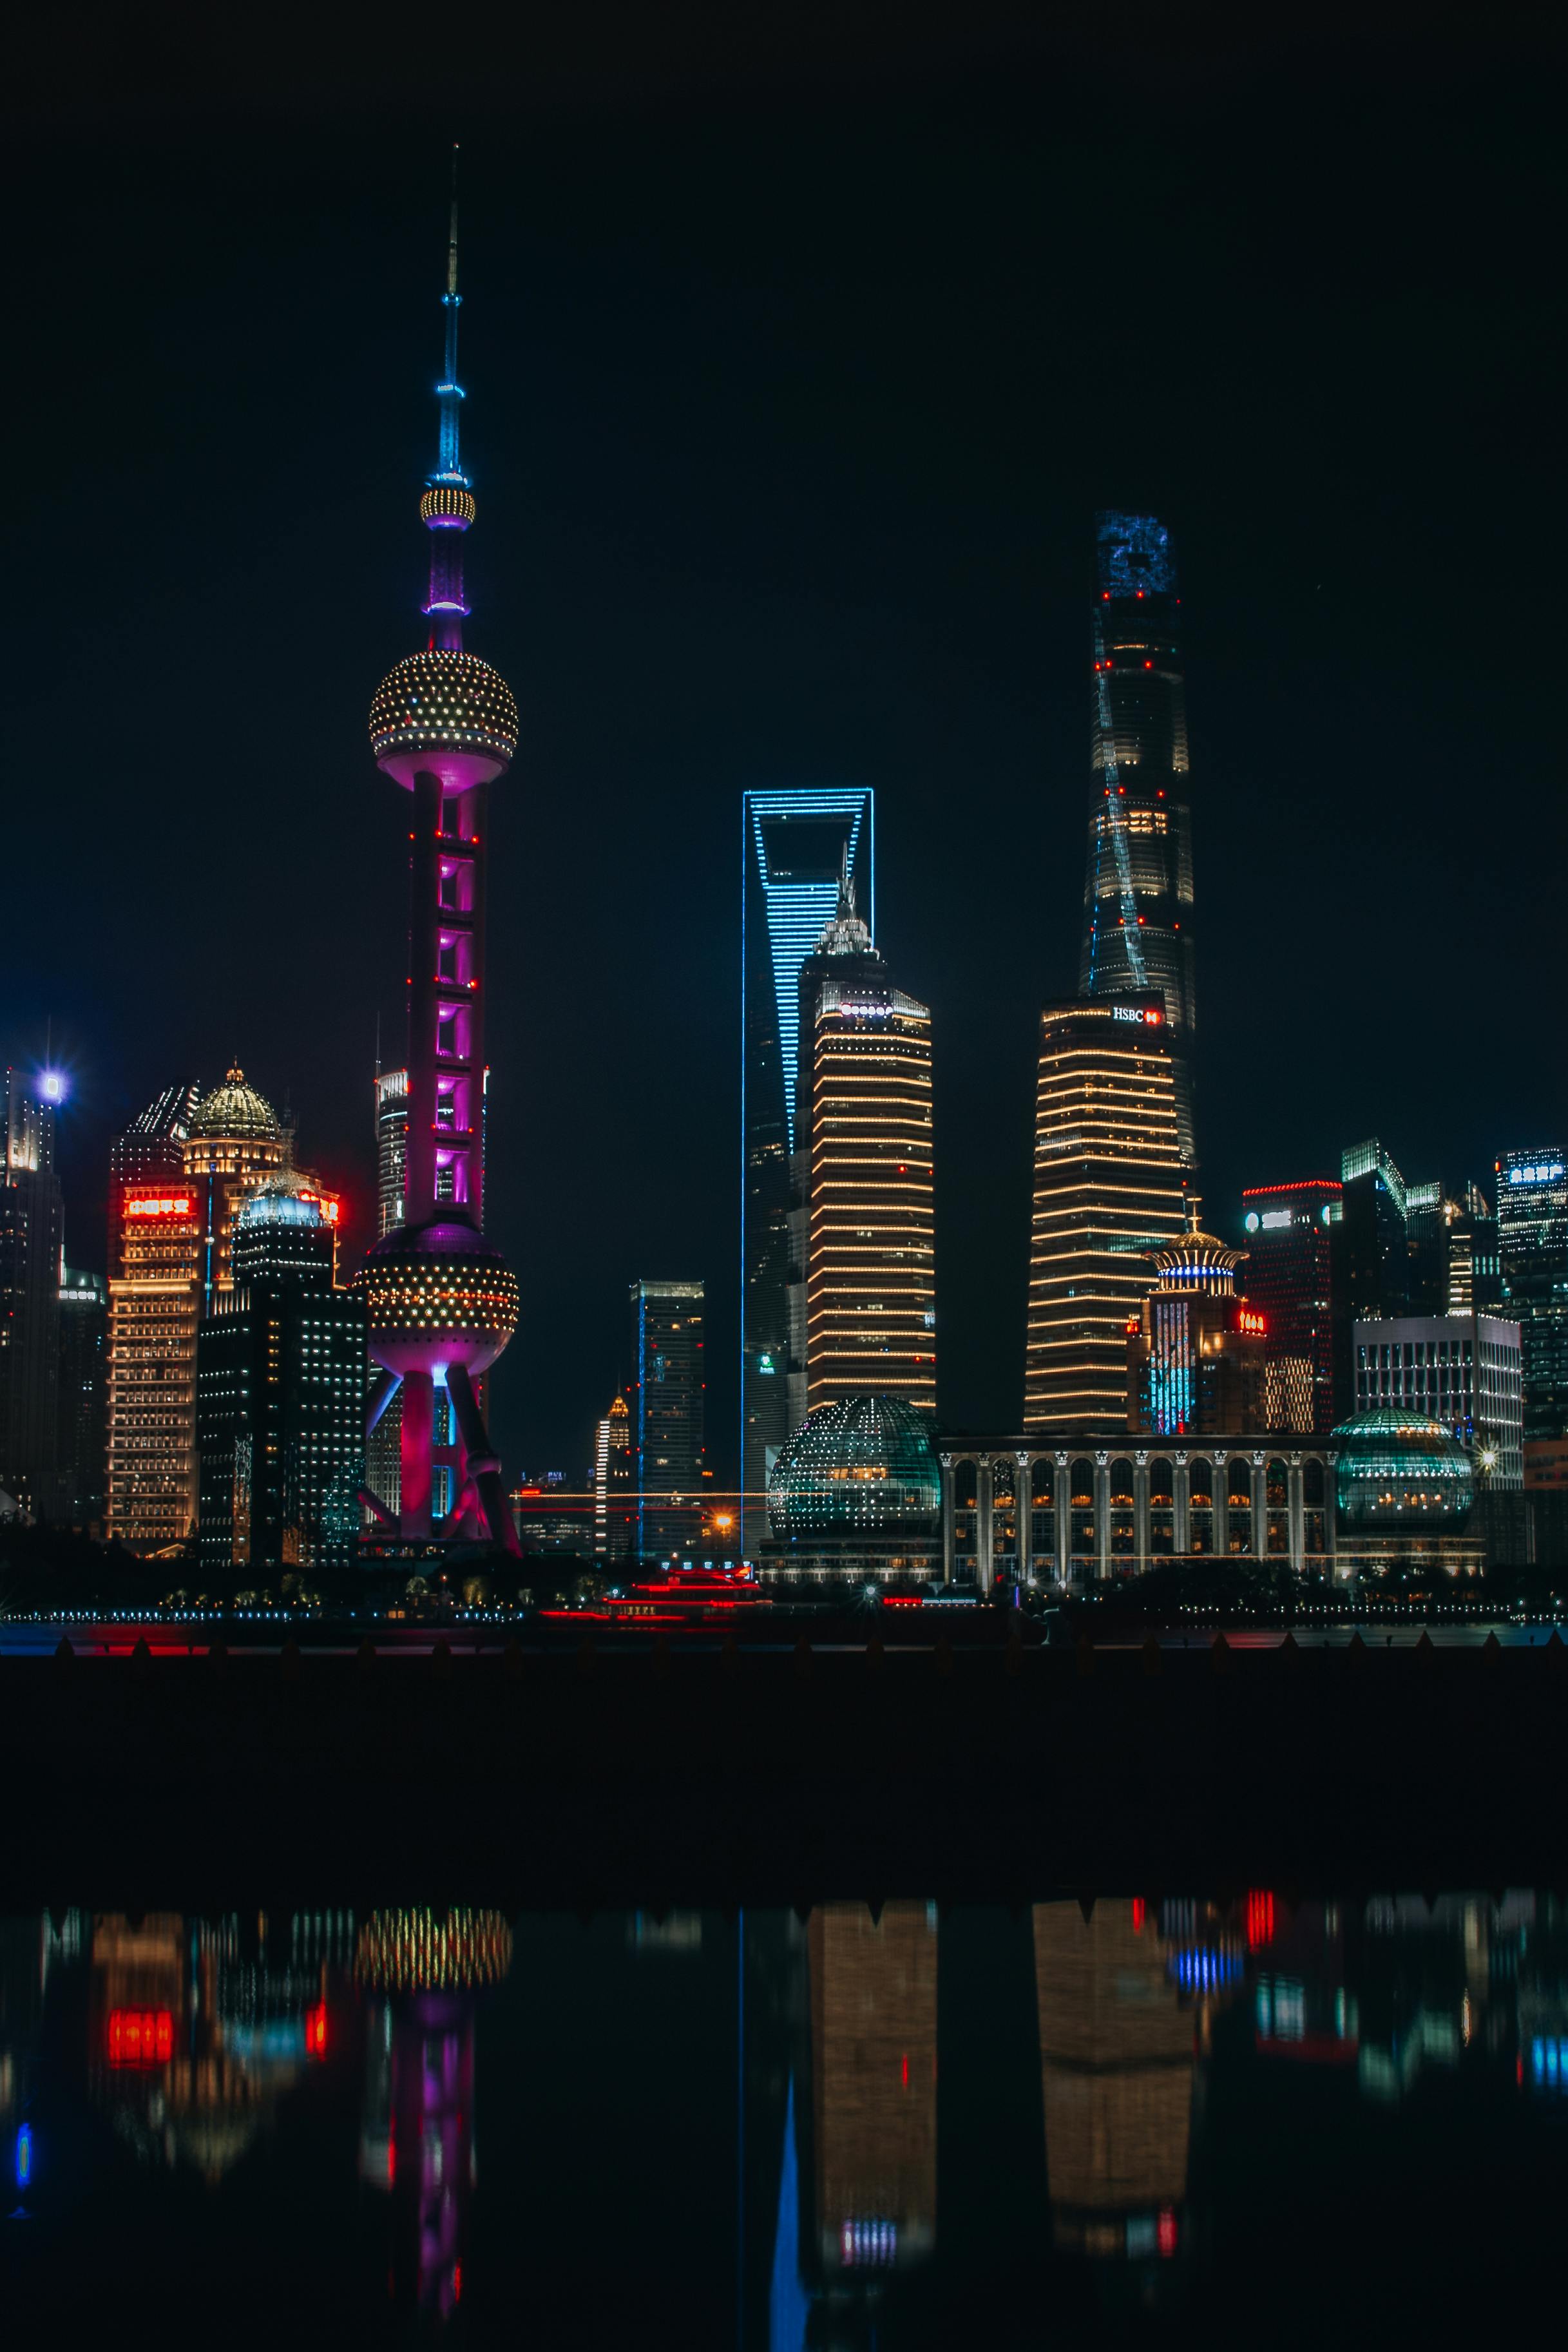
363,157,521,1556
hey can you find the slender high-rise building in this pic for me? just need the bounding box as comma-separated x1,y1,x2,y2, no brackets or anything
1496,1148,1568,1442
57,1267,107,1527
361,164,521,1556
0,1069,63,1519
741,788,873,1549
629,1277,707,1560
591,1391,634,1561
1078,512,1196,1166
789,873,935,1422
376,1067,410,1237
1023,998,1187,1432
104,1081,200,1552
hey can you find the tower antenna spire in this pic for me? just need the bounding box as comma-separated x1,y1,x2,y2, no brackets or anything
448,142,460,298
421,144,475,650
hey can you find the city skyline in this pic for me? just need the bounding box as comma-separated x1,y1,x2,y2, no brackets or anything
3,33,1563,1486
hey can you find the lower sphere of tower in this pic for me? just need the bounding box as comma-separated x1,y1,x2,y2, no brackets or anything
361,1216,519,1379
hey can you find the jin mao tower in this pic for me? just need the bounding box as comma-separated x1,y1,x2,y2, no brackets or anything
362,164,521,1554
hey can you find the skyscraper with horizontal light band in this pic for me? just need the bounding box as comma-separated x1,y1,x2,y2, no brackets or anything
791,876,935,1419
1024,998,1187,1432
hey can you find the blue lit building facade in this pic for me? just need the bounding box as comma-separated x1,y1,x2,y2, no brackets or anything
741,788,873,1549
1127,1209,1266,1437
1496,1149,1568,1442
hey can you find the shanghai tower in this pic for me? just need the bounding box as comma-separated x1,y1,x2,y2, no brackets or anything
1077,512,1196,1165
361,160,522,1556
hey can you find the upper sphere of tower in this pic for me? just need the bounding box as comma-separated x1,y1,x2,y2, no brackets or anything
421,484,475,529
189,1067,280,1142
369,649,517,769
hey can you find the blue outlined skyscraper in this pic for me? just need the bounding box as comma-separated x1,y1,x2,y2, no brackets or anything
741,789,874,1549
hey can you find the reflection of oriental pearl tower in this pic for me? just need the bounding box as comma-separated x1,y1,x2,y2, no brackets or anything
363,156,521,1553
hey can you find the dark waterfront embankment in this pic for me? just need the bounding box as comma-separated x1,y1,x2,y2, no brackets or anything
6,1631,1567,1909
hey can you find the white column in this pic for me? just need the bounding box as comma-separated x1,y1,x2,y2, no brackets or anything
939,1453,956,1585
1095,1452,1111,1583
976,1458,995,1596
1288,1453,1305,1576
1174,1451,1190,1554
1015,1452,1035,1587
1055,1455,1070,1587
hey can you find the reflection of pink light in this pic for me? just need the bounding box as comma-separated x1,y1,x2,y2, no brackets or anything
1157,2207,1178,2257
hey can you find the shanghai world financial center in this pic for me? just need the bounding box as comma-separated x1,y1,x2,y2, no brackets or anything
740,789,874,1550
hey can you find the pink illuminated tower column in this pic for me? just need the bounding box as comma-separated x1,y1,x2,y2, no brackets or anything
363,162,521,1555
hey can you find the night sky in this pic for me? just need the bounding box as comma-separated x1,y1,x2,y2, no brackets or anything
4,12,1563,1484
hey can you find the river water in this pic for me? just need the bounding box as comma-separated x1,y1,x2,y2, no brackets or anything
3,1894,1565,2345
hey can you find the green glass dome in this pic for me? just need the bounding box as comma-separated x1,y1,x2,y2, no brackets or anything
767,1395,941,1541
1331,1408,1475,1528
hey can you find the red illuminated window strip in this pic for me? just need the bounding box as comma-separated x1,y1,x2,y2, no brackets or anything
106,2009,174,2066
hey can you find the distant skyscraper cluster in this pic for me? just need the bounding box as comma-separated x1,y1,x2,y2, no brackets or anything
8,196,1568,1602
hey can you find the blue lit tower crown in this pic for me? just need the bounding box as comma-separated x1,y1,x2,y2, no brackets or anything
363,154,520,1556
1078,513,1196,1165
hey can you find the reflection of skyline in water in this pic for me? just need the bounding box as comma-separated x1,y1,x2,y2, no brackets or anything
3,1891,1567,2342
355,1908,514,2323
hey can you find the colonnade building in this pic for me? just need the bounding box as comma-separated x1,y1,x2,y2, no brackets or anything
937,1435,1336,1589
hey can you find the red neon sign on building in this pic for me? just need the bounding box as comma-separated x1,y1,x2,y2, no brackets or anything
106,2009,174,2066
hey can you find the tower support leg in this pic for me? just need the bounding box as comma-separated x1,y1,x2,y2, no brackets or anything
400,1368,434,1540
446,1363,521,1557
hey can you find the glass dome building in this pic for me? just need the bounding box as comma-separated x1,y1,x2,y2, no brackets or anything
767,1395,941,1542
1331,1408,1475,1529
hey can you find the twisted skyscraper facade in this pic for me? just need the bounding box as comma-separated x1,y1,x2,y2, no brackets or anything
1078,512,1196,1165
1025,513,1195,1431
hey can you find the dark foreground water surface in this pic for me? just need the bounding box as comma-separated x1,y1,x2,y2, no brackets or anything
3,1893,1566,2347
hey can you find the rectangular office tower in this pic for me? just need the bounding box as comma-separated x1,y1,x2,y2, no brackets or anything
104,1082,200,1552
1024,999,1187,1432
1496,1149,1568,1441
790,881,935,1419
741,787,873,1545
1240,1178,1344,1433
0,1070,64,1520
629,1277,707,1560
196,1192,366,1578
1353,1313,1524,1487
1078,513,1198,1167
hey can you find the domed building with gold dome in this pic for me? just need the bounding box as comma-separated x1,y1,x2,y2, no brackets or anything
182,1066,285,1310
1127,1200,1268,1437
